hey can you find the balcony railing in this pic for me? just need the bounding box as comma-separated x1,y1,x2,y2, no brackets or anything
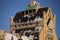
10,20,43,29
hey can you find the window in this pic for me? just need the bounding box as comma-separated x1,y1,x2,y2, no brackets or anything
48,37,53,40
14,25,17,28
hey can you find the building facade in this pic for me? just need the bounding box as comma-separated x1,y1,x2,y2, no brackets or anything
10,1,57,40
0,30,18,40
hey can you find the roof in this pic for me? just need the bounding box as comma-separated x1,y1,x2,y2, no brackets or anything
13,7,49,23
37,7,49,13
25,3,38,10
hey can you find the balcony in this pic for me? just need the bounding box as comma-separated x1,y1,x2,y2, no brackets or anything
10,19,43,30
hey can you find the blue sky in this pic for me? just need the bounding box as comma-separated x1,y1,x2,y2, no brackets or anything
0,0,60,38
